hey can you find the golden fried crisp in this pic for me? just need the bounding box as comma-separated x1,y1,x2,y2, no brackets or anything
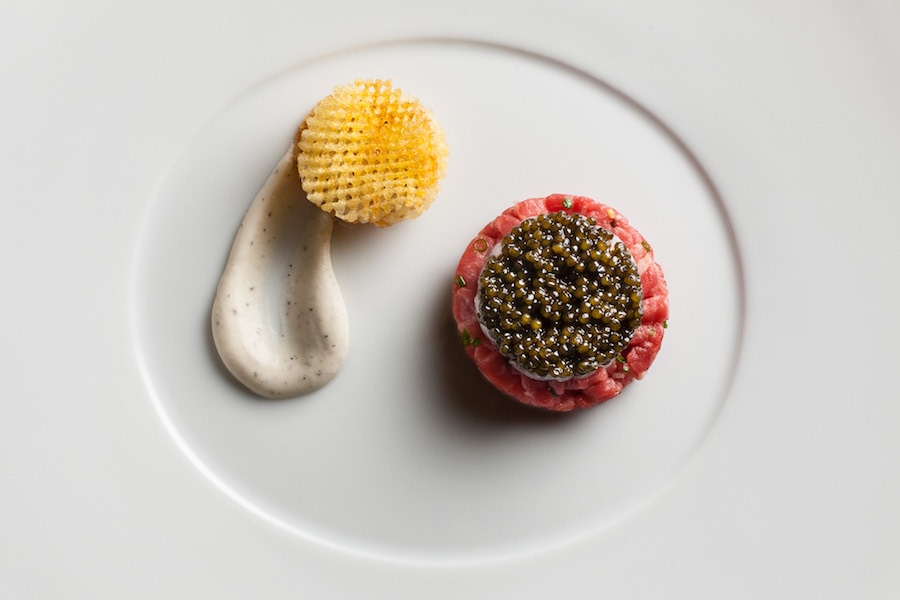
296,79,448,227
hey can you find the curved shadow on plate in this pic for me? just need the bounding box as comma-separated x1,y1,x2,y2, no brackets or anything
329,216,387,253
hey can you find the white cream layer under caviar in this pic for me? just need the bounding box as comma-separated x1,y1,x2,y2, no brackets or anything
211,148,349,398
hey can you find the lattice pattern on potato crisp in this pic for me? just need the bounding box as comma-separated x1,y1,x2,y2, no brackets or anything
296,79,448,227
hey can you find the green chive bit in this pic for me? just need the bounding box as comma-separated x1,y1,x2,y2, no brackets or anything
615,354,626,364
473,238,488,253
455,275,466,288
562,196,573,209
663,320,668,329
460,329,481,347
622,365,631,373
641,240,652,252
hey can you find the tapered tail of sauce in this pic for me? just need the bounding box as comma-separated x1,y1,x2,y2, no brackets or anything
211,148,349,398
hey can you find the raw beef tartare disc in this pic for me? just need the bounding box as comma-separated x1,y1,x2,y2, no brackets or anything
452,194,669,411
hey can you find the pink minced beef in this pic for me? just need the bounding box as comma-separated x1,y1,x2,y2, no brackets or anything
452,194,668,411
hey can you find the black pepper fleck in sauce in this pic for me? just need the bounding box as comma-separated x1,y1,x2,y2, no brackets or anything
210,147,350,398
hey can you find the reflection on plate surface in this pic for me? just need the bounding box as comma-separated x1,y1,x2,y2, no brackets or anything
133,39,743,564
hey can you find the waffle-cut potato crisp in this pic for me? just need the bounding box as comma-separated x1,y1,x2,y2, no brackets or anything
296,79,448,227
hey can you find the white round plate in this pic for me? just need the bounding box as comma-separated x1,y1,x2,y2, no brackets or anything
134,39,741,563
3,2,899,599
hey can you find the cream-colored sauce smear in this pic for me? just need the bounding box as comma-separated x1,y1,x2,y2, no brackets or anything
211,148,349,398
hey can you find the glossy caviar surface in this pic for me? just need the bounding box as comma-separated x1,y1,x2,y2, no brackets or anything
477,211,643,380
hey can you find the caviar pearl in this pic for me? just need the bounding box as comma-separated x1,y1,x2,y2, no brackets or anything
476,211,642,380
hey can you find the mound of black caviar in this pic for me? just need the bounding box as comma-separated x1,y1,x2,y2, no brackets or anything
476,211,643,380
